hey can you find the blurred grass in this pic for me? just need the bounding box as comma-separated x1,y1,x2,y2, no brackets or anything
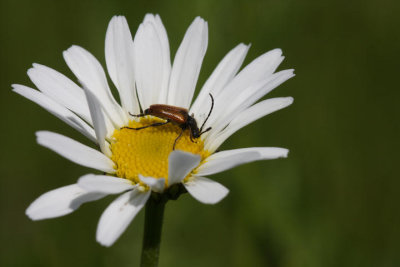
1,0,399,266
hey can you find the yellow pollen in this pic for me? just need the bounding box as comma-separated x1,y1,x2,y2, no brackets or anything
110,117,210,186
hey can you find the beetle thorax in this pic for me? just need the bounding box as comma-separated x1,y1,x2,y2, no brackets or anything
186,116,200,138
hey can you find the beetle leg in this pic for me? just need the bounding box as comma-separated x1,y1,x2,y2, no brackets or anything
128,112,146,117
173,129,185,150
122,119,170,131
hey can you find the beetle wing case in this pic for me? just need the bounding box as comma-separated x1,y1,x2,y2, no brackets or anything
148,104,188,124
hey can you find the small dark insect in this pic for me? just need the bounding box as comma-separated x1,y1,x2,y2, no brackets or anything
123,94,214,150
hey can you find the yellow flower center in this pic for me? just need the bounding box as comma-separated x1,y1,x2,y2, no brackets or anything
110,117,210,186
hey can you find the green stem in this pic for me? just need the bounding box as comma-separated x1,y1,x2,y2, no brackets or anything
140,195,166,267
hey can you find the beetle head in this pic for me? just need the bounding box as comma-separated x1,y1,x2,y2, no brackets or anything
143,108,152,115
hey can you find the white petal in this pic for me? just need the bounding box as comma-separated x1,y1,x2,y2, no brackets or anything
133,21,165,109
96,188,150,247
167,17,208,108
168,150,201,186
203,49,284,131
78,174,133,194
83,88,112,156
226,48,283,91
139,175,165,193
36,131,115,173
27,63,92,124
196,147,289,176
184,176,229,204
235,70,295,112
190,43,249,121
204,69,294,142
105,16,139,114
63,45,126,127
12,84,96,142
26,184,105,220
143,14,171,104
206,97,293,151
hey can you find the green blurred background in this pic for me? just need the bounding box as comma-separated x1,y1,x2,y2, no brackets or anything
1,0,399,266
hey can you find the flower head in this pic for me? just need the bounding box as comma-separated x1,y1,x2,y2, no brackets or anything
14,14,294,246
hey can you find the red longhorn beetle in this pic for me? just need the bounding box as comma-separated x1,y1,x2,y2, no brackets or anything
123,94,214,150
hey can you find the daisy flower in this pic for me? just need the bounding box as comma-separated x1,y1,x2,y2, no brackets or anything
13,14,294,247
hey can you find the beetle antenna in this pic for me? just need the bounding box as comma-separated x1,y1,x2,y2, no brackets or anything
199,126,212,135
199,93,214,133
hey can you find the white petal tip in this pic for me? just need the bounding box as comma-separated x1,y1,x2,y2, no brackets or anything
111,15,127,23
194,16,205,22
25,207,54,221
143,13,156,21
276,97,294,110
63,45,80,56
96,238,113,247
280,149,289,158
25,208,41,221
270,48,283,56
11,84,22,91
201,189,229,205
26,68,34,76
184,177,229,204
35,130,46,138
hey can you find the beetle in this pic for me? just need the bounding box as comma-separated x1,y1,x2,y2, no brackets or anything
123,93,214,150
